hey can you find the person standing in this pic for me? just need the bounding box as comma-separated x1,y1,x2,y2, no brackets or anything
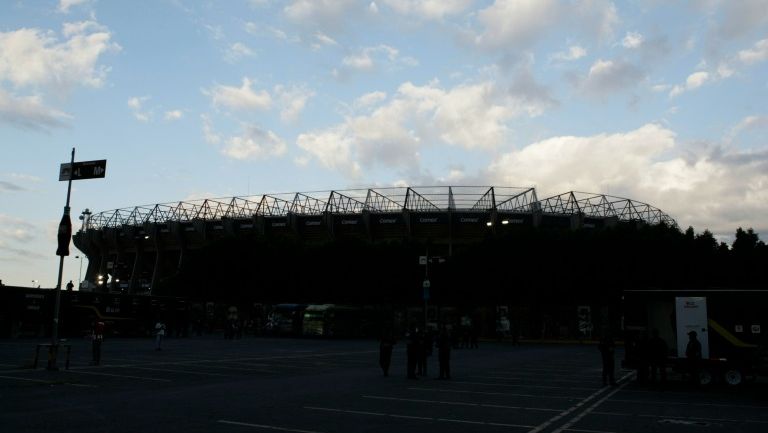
437,327,452,379
406,328,418,379
66,280,74,291
685,331,702,385
379,330,396,377
649,329,668,383
155,320,166,351
598,334,616,386
91,320,104,365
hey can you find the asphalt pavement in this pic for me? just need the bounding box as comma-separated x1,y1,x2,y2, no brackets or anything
1,337,767,433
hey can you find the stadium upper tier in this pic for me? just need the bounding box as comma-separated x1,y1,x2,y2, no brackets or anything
84,186,676,229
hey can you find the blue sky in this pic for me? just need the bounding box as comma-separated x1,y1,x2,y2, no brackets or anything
1,0,767,287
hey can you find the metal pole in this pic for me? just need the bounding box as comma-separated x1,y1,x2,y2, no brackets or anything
49,147,75,370
424,247,429,332
77,256,84,288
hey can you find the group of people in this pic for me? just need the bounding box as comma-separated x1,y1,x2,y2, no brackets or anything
379,326,453,380
600,329,703,387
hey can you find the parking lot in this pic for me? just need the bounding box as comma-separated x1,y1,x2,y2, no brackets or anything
1,337,767,433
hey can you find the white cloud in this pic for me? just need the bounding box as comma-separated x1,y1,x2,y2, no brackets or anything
341,44,417,72
378,0,474,20
486,123,768,235
0,21,120,91
224,42,255,63
58,0,90,13
731,114,768,137
314,32,337,46
222,124,287,160
669,71,710,97
581,59,645,96
274,84,315,123
283,0,362,34
353,91,388,109
551,45,587,62
205,78,272,111
164,110,184,121
127,96,152,122
738,38,768,65
622,31,644,49
298,79,542,177
201,115,221,144
0,88,71,130
473,0,617,51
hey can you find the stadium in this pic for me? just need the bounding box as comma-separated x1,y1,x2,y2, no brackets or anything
72,185,675,296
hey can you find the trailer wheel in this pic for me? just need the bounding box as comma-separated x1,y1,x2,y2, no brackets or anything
724,368,743,386
698,369,713,386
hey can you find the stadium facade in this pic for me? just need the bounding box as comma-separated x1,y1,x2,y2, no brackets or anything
73,186,676,295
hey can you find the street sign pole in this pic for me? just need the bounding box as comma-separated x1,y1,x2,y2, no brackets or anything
49,147,75,370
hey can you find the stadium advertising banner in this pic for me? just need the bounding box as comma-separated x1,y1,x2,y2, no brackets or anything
264,217,290,235
332,214,365,236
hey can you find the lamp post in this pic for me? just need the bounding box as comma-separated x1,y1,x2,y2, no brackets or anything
75,255,84,288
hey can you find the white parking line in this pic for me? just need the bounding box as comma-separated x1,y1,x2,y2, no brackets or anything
471,375,596,384
551,379,631,433
609,398,768,410
527,372,633,433
304,406,534,429
362,395,562,412
451,380,598,391
218,420,324,433
0,374,96,387
63,369,171,382
408,387,580,400
592,411,768,425
129,366,232,377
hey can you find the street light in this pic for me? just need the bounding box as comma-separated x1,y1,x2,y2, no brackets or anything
75,255,84,288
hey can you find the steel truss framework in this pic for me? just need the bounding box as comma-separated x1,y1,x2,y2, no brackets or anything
85,186,676,229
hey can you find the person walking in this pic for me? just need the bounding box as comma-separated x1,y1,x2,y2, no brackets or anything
685,330,702,385
155,320,166,351
379,330,396,377
91,320,104,365
437,327,451,379
406,328,418,379
649,329,668,383
598,334,616,386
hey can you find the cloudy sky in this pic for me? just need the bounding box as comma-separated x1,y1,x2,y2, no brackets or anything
1,0,767,287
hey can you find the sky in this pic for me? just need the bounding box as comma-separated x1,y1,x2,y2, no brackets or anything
1,0,767,288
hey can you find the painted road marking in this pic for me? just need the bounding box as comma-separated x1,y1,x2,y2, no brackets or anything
450,380,598,391
551,379,631,433
218,420,324,433
408,387,581,400
0,374,96,387
592,410,768,424
304,406,534,429
128,366,232,377
527,372,633,433
362,395,562,412
609,398,768,410
471,375,597,384
63,369,171,382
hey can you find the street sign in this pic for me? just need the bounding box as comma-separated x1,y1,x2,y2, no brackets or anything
423,279,430,288
429,256,446,264
59,159,107,181
419,256,427,265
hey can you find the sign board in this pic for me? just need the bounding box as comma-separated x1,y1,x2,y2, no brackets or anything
422,279,430,289
735,325,744,333
752,325,761,334
59,159,107,181
429,256,446,264
419,256,427,265
675,297,709,359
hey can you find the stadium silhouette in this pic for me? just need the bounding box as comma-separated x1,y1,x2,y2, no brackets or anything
73,186,675,297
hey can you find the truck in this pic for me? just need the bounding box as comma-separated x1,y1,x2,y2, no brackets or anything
623,289,767,386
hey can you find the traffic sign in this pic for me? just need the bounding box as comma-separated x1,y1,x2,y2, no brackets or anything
419,256,427,265
429,256,446,264
59,159,107,181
